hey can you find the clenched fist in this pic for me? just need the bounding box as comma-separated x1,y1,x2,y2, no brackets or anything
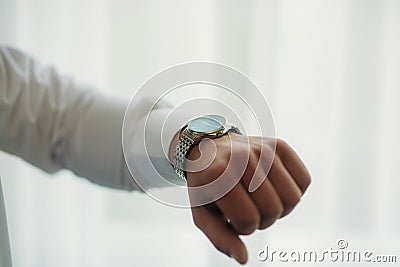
170,133,311,264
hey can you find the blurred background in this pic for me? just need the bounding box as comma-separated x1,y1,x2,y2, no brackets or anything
0,0,399,266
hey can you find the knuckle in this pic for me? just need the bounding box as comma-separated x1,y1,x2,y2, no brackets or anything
260,145,274,158
261,140,275,154
276,138,289,149
259,146,275,167
259,215,277,230
233,213,260,235
285,190,302,209
250,142,262,156
303,173,312,190
271,155,282,170
267,201,284,219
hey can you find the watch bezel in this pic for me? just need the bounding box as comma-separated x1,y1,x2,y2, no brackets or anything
186,115,226,136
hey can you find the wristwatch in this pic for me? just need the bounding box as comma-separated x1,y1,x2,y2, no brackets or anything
173,115,241,181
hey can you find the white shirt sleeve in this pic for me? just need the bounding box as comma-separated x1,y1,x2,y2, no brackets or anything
0,47,183,191
0,179,12,267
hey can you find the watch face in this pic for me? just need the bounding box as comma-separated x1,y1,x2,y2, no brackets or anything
188,115,226,134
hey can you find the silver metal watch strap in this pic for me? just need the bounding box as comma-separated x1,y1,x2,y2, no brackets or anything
173,133,195,181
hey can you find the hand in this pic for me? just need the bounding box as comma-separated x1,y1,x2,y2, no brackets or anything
185,134,311,264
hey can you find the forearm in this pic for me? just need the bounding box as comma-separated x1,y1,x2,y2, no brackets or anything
0,47,149,191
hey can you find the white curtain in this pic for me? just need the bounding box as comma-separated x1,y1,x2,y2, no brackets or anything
0,0,399,266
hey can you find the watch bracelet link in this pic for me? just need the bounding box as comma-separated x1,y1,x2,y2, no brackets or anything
173,133,195,181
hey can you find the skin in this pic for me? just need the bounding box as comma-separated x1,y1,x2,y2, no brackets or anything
169,133,311,264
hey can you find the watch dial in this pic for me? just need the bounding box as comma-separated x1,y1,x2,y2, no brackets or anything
188,115,226,134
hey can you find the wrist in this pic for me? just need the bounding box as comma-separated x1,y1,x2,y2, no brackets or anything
169,115,241,181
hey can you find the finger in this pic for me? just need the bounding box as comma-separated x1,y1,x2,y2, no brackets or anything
215,182,261,235
191,206,248,264
188,145,261,236
241,153,284,229
275,139,311,193
268,156,302,217
247,178,284,229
